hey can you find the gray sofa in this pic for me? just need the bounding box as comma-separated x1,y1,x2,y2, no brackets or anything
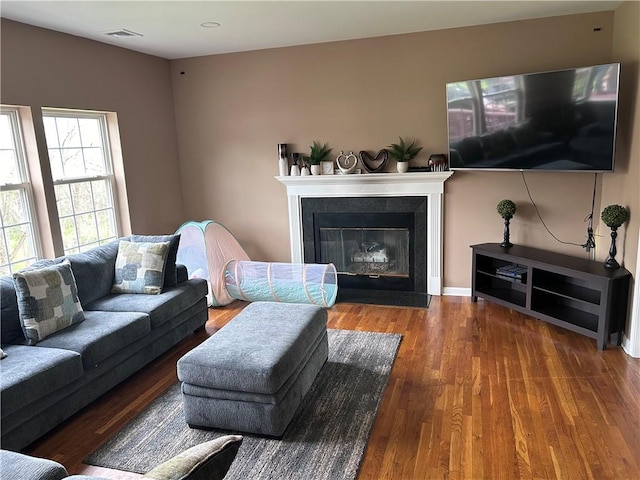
0,236,208,451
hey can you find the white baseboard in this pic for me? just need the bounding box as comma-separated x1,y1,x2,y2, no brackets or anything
442,287,472,297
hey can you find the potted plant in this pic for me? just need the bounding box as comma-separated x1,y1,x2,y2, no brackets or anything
387,137,422,173
601,204,629,268
496,199,517,248
304,141,332,175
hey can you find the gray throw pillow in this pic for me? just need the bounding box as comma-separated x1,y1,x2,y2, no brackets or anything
13,259,85,345
142,435,242,480
129,234,181,288
112,240,170,295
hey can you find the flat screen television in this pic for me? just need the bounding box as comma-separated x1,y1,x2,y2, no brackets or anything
446,63,620,172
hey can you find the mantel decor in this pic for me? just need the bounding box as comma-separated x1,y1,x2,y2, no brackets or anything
601,204,629,269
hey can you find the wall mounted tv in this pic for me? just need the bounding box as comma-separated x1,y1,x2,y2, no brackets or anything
446,63,620,172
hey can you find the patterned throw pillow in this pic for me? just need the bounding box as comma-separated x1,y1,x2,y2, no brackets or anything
13,259,85,345
112,240,170,295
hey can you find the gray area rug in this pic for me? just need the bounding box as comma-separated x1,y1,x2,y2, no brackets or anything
85,329,402,479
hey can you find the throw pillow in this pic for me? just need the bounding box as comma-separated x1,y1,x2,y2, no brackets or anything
112,240,170,295
142,435,243,480
13,259,85,345
129,234,181,288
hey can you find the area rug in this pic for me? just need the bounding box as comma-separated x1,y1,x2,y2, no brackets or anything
85,329,402,479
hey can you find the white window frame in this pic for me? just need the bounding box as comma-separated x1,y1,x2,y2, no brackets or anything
0,107,42,274
42,108,121,254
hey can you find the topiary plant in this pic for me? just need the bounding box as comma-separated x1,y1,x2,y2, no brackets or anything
601,204,629,228
496,199,517,219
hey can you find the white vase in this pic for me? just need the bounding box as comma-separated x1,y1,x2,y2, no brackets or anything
290,164,300,176
278,158,288,176
301,166,311,176
310,164,321,175
397,161,409,173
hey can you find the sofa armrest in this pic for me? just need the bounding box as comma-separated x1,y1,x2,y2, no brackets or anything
0,449,68,480
176,264,189,283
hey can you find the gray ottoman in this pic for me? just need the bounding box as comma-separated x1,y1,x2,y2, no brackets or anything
177,301,328,437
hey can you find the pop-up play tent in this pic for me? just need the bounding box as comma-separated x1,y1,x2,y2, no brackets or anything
175,220,250,306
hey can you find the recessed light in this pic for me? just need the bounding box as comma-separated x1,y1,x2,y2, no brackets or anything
200,22,221,29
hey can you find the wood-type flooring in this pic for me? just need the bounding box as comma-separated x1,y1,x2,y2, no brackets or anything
25,296,640,479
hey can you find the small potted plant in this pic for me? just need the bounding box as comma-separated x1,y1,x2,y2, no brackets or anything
387,137,423,173
601,204,629,268
497,199,517,248
304,141,332,175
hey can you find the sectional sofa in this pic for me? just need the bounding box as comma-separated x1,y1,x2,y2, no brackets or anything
0,236,208,451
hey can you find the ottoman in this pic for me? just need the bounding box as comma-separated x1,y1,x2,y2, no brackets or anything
177,301,328,437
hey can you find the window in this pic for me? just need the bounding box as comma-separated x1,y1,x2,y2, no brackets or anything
43,110,120,254
0,108,40,275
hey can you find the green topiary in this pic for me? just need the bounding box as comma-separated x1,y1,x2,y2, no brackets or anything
496,199,517,219
601,204,629,228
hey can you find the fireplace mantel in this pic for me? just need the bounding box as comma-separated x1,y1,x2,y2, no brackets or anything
276,171,454,295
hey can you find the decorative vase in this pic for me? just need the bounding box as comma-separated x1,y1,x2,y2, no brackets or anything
277,143,288,176
604,226,620,269
301,165,311,176
290,164,300,176
500,216,513,248
397,161,409,173
310,164,321,175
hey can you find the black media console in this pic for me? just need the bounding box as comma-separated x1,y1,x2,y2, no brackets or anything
471,243,631,350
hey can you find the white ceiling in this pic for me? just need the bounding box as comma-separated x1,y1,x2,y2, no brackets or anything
0,1,623,60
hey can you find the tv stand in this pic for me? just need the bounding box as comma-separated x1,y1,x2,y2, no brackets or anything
471,243,631,350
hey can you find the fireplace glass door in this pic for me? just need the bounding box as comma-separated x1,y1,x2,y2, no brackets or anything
319,227,410,278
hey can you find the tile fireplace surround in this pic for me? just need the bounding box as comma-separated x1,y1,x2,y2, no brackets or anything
276,171,453,295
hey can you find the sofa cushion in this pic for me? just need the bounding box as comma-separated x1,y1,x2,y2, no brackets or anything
142,435,243,480
85,280,207,329
65,240,120,305
0,344,83,417
35,310,151,370
0,449,69,480
112,240,170,295
0,276,23,344
129,234,181,288
13,260,85,345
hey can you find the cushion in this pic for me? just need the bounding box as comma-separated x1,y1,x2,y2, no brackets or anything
1,276,24,344
129,234,181,288
112,240,170,294
142,435,243,480
65,240,120,305
0,449,68,480
13,259,85,345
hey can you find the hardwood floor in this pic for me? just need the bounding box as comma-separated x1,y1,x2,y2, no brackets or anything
26,297,640,479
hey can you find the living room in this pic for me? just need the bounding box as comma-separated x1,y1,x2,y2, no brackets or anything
1,1,639,478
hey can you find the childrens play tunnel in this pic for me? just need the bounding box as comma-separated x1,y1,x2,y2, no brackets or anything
224,260,338,307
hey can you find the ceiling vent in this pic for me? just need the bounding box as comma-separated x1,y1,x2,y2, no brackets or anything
103,29,143,39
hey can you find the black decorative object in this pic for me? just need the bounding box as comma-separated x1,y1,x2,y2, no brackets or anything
496,199,517,248
601,204,629,269
428,153,448,172
359,149,388,173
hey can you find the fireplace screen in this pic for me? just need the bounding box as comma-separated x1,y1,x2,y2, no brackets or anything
319,227,410,278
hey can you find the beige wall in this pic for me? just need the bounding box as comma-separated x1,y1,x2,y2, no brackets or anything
0,19,184,236
610,0,640,353
171,12,618,287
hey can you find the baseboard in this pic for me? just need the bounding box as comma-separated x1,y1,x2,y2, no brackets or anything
442,287,472,297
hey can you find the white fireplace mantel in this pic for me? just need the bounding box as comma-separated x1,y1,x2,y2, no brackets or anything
276,171,454,295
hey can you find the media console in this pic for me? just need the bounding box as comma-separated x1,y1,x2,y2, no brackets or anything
471,243,631,350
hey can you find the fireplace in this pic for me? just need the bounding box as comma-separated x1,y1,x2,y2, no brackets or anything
276,171,453,299
301,197,427,304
